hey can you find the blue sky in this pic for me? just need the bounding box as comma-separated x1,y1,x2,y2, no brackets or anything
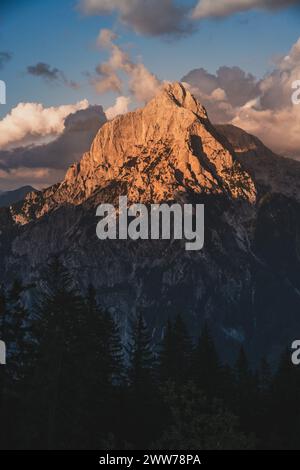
0,0,299,117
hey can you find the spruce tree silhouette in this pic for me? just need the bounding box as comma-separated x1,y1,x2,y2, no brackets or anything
172,314,192,384
83,285,124,449
28,257,86,449
234,346,257,435
0,280,34,449
126,313,161,448
159,319,176,382
255,356,272,449
128,313,154,392
192,321,220,398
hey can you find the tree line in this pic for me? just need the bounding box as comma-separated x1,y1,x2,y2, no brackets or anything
0,257,300,450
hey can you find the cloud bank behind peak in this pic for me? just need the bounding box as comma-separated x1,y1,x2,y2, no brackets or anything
182,37,300,159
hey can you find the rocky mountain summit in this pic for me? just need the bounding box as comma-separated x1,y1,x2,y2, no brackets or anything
1,82,300,365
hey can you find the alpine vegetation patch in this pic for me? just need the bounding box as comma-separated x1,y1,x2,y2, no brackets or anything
0,340,6,365
96,196,204,251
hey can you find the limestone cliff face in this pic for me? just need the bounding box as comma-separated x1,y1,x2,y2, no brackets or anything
68,82,256,203
10,83,256,225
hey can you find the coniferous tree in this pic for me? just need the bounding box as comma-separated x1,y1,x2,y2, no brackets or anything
103,311,124,384
126,313,162,448
171,314,192,384
6,280,35,380
192,321,220,398
234,346,258,434
0,280,34,449
159,319,176,383
27,260,126,449
258,356,272,393
159,316,192,385
84,285,123,388
255,356,272,449
82,285,124,448
0,280,34,383
128,313,154,392
27,257,88,449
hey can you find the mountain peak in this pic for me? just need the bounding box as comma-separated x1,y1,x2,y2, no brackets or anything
9,83,257,224
159,82,208,119
62,81,255,205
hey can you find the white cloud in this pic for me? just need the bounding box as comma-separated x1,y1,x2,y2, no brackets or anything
231,38,300,158
192,0,298,19
0,167,64,191
105,96,131,120
0,105,106,190
183,37,300,158
94,28,161,103
182,66,259,122
127,63,161,103
0,100,89,150
232,103,300,158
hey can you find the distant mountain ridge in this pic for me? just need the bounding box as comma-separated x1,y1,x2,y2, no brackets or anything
0,186,36,208
216,124,300,201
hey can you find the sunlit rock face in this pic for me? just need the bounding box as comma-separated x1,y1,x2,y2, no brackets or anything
10,83,256,225
1,83,300,365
